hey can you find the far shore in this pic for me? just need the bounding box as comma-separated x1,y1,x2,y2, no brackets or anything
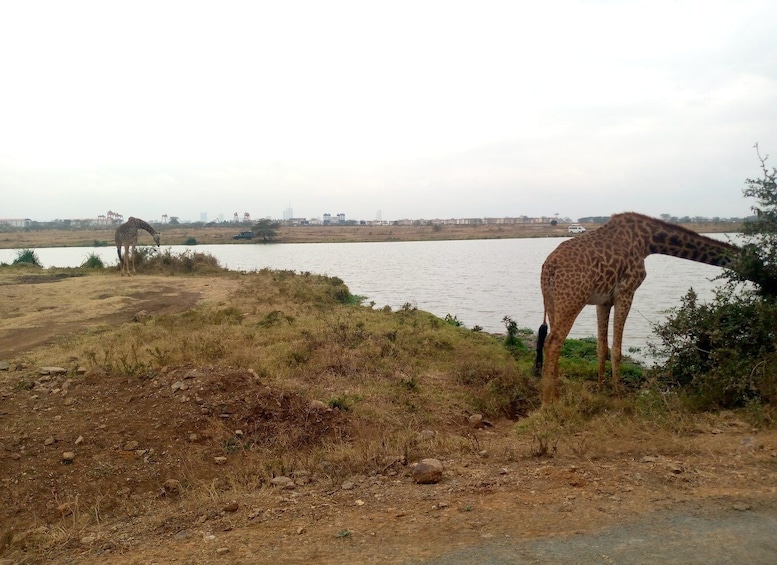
0,221,738,249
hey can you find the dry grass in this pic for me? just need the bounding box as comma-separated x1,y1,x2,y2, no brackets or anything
1,261,774,563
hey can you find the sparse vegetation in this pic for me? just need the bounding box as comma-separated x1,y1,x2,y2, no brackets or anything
80,252,104,269
12,248,42,267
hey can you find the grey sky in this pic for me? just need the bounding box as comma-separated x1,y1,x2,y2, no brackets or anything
2,0,776,223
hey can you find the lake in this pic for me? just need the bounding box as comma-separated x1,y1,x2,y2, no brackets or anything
0,237,733,356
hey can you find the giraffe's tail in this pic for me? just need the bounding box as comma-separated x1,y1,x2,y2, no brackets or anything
534,317,548,377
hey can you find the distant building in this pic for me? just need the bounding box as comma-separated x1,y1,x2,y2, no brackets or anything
336,213,346,224
0,218,32,228
323,213,332,225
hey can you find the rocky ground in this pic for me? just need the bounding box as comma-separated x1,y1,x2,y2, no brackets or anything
1,272,776,564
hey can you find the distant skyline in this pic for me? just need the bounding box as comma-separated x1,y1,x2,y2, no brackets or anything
2,1,776,223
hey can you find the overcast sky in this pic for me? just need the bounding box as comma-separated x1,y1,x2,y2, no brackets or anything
2,0,776,223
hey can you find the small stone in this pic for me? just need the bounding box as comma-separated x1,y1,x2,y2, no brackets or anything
63,397,75,406
270,476,295,489
163,479,182,496
668,462,684,474
133,310,149,322
641,455,658,463
44,437,55,446
75,436,84,445
355,499,365,506
222,501,239,513
40,366,67,376
412,458,444,484
123,441,139,451
189,433,200,442
468,414,483,427
417,429,436,441
309,400,329,411
341,481,356,491
62,452,76,463
171,381,187,392
215,547,230,555
214,456,228,465
739,436,765,451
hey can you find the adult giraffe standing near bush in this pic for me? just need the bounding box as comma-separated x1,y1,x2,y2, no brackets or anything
115,217,161,276
535,212,737,404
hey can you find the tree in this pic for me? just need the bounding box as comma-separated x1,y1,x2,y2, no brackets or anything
253,219,280,242
650,146,777,408
729,144,777,297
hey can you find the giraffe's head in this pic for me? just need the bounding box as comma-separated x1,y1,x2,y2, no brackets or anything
153,232,161,246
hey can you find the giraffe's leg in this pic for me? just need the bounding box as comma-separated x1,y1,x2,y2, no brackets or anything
595,304,611,388
610,296,635,394
130,244,136,274
540,311,578,404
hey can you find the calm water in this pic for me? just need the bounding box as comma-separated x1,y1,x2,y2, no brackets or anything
0,237,732,356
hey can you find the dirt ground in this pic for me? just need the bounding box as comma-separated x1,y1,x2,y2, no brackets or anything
1,272,776,564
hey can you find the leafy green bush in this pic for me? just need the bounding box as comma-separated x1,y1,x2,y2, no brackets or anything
650,147,777,408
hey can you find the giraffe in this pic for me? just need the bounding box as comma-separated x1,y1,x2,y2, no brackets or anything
115,217,161,276
535,212,737,404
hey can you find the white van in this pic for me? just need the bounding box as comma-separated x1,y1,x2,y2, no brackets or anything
568,224,586,234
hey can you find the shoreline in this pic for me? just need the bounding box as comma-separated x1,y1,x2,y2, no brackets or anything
0,221,738,249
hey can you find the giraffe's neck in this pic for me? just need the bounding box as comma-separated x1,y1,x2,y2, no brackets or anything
134,218,157,236
644,219,735,267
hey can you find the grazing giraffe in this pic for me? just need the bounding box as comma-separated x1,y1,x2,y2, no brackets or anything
536,212,737,404
115,217,161,276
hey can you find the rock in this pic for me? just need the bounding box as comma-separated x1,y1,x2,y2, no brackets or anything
62,452,76,464
309,400,329,411
222,501,239,513
214,456,228,465
40,366,67,376
75,436,84,445
270,476,295,489
215,547,230,555
0,361,9,371
163,479,182,496
641,455,659,463
171,381,188,392
133,310,149,322
412,458,444,484
123,441,139,451
739,436,765,451
417,429,436,441
44,437,55,446
468,414,483,427
340,481,356,491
